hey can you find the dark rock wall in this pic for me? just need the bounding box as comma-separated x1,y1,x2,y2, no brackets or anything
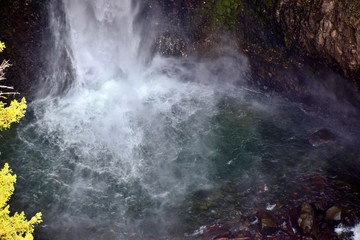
152,1,318,100
152,0,360,105
264,0,360,90
0,0,50,99
0,0,359,100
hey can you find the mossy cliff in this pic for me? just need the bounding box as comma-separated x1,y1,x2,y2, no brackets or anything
249,0,360,91
194,0,360,90
1,0,360,98
155,0,360,95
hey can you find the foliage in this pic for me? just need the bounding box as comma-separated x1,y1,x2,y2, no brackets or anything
0,41,42,239
0,41,27,130
0,163,42,240
0,97,27,131
0,42,5,52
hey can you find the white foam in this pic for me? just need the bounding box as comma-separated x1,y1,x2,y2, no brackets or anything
28,0,250,237
335,223,360,240
353,223,360,240
32,0,243,209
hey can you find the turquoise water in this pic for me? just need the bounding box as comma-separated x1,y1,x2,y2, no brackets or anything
1,87,359,239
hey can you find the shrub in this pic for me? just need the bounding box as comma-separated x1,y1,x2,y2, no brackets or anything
0,41,42,239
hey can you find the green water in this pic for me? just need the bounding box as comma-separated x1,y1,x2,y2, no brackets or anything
1,89,359,239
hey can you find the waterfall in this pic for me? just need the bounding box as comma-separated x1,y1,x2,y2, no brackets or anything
15,0,246,238
49,0,218,197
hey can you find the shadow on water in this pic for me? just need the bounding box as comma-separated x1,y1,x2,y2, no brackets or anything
174,90,360,237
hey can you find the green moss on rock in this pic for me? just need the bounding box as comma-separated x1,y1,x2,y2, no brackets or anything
198,0,244,29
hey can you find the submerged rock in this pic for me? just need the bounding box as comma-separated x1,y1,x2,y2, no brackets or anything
200,224,231,240
297,203,315,235
309,128,336,147
326,205,342,222
256,210,278,236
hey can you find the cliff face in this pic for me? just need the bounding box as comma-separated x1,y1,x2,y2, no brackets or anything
151,0,360,105
0,0,359,100
0,0,50,98
273,0,360,89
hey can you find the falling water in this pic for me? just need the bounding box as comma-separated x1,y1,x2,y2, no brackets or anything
7,0,247,238
1,0,360,239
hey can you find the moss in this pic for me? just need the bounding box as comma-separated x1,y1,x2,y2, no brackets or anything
214,0,243,26
197,0,244,29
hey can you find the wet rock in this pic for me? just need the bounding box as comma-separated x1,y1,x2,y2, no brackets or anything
256,210,278,236
317,220,343,239
326,206,341,221
342,207,360,226
200,224,231,240
157,0,360,107
153,32,188,57
310,175,327,195
308,128,336,147
278,218,296,236
272,0,360,90
0,0,51,97
297,203,315,235
257,183,269,194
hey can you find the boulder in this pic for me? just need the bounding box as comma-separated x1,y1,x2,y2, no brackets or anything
326,205,342,221
297,203,315,235
308,128,336,147
256,210,278,236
